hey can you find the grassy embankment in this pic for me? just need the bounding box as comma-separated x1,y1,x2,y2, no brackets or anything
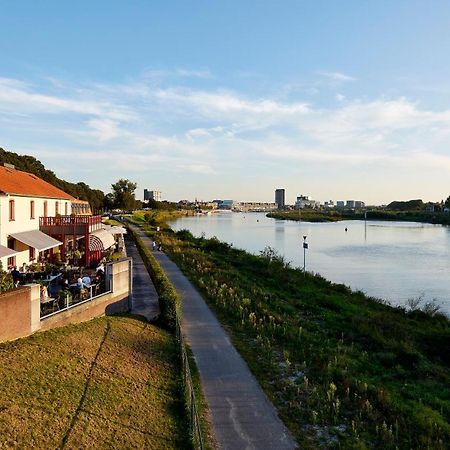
134,211,450,449
0,315,190,449
268,209,450,225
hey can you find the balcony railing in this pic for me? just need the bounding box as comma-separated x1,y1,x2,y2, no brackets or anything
39,215,102,233
40,273,112,319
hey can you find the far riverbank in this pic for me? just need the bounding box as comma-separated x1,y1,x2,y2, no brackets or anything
267,209,450,225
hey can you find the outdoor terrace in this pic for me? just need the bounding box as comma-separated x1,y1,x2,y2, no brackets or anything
39,215,102,234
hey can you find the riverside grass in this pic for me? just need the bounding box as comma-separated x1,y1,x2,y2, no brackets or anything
0,315,189,449
268,209,450,225
135,213,450,450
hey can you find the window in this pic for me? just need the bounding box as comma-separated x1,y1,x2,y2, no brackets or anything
30,200,35,219
7,237,15,250
43,201,48,217
9,200,15,221
7,256,15,269
65,202,68,215
29,247,35,261
55,201,59,215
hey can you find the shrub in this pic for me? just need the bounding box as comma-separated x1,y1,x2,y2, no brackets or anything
127,226,180,331
0,261,13,294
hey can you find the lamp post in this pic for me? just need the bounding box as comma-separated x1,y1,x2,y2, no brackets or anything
302,235,308,276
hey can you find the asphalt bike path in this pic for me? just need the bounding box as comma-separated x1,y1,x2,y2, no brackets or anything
124,234,159,321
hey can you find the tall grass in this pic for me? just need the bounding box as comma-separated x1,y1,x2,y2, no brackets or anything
155,228,450,449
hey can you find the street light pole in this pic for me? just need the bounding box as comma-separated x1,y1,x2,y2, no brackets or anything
302,235,308,276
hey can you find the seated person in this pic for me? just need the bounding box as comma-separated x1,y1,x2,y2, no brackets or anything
11,266,21,284
82,274,91,286
96,263,105,275
40,284,48,302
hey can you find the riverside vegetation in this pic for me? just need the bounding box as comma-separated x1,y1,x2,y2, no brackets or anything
132,211,450,449
268,209,450,225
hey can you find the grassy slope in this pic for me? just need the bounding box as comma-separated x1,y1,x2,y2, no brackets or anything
0,315,189,449
151,228,450,449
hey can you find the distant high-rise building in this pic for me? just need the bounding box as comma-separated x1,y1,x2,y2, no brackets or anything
336,201,345,208
275,189,285,209
144,189,162,202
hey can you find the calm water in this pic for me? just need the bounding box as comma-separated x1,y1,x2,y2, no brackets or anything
170,212,450,315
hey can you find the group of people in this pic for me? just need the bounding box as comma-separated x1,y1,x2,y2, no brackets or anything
37,261,107,306
151,241,163,252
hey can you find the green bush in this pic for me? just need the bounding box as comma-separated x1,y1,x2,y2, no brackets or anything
127,226,181,331
0,261,13,294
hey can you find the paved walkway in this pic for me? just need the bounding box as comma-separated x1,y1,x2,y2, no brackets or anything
124,234,159,321
130,225,297,450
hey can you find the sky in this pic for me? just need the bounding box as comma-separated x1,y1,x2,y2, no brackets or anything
1,1,450,205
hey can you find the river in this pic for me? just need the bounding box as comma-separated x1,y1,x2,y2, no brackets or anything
170,211,450,315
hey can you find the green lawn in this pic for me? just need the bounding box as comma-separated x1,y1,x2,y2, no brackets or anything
0,315,189,449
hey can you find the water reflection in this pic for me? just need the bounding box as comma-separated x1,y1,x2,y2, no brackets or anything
170,212,450,315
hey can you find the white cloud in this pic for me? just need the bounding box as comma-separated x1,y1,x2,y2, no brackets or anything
319,71,356,82
2,73,450,202
0,77,134,121
87,119,121,142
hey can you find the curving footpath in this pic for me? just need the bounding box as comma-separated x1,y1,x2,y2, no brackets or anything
124,233,160,321
129,224,297,450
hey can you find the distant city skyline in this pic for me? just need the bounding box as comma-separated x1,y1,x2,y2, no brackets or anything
1,1,450,204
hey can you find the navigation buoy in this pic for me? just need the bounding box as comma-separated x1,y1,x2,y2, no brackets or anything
345,227,348,232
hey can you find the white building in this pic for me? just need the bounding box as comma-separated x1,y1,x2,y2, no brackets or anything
144,189,162,202
0,163,72,270
295,195,320,209
233,202,277,212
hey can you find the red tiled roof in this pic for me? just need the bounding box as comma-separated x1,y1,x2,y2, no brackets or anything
71,199,90,205
0,165,73,200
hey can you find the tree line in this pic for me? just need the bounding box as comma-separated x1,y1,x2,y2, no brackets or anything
0,147,172,212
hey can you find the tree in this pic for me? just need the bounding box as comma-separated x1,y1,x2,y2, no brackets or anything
445,196,450,209
111,179,138,210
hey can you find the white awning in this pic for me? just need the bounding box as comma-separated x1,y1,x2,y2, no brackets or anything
89,229,115,252
0,245,18,259
102,225,127,235
9,230,62,252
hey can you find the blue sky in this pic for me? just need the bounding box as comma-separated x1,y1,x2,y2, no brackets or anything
1,1,450,204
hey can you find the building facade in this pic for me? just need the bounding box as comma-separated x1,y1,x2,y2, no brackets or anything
0,164,72,269
144,189,162,202
295,195,320,209
233,202,277,212
275,189,285,209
